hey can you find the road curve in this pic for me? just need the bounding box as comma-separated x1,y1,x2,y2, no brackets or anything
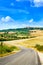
0,48,41,65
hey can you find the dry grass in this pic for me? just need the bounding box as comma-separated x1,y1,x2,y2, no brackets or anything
14,36,43,48
30,30,43,36
0,31,43,53
2,36,43,48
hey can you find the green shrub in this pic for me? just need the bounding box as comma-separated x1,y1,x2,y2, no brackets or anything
35,44,43,51
0,45,19,54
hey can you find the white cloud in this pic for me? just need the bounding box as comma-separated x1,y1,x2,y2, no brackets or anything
29,19,33,23
0,16,43,30
29,18,43,27
0,16,18,30
1,16,14,22
30,0,43,7
1,17,5,22
16,0,43,7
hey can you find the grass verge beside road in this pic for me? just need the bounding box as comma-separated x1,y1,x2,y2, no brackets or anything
0,44,20,57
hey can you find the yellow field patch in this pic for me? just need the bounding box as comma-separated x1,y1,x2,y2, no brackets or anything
17,36,43,48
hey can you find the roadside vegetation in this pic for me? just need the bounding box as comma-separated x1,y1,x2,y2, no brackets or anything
35,44,43,52
0,42,20,57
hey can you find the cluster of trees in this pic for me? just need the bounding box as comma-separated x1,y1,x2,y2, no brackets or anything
0,27,43,41
0,29,30,41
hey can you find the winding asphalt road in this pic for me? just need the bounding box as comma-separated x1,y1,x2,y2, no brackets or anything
0,47,41,65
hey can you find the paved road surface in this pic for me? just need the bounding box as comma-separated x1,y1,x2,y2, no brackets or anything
0,48,41,65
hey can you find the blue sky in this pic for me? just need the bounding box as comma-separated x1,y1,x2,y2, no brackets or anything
0,0,43,30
